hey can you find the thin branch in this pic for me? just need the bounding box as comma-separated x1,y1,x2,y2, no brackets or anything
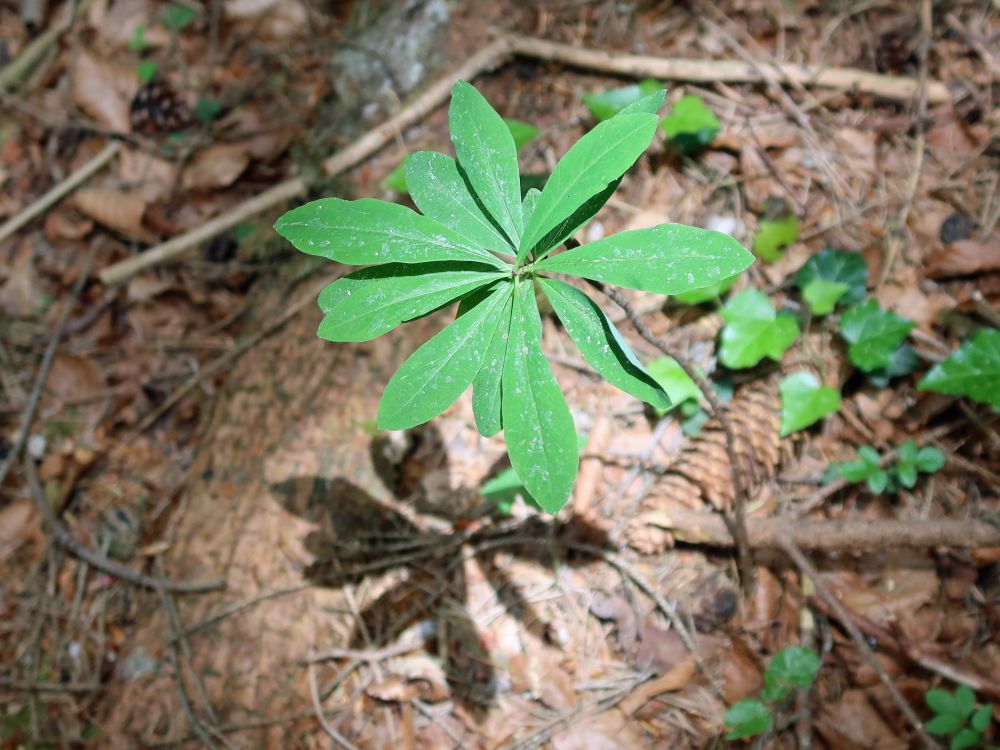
307,654,362,750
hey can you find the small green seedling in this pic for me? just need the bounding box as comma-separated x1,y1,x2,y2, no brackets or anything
194,97,222,123
128,22,150,52
753,199,799,262
136,59,159,83
919,328,1000,409
661,94,719,155
725,646,821,740
824,440,945,493
275,82,753,513
163,2,195,31
924,685,995,750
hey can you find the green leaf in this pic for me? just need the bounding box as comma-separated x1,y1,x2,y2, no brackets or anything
956,686,977,717
522,188,541,227
768,646,821,690
898,439,918,464
536,223,754,295
916,446,946,473
868,469,889,493
673,274,737,305
481,466,536,512
970,704,993,733
504,118,541,151
754,213,799,262
926,713,964,736
724,699,771,740
274,197,509,269
449,81,523,246
868,343,920,387
194,97,222,123
502,278,578,513
136,59,158,83
128,22,149,52
894,463,917,489
951,729,982,750
795,248,868,307
661,95,720,155
718,290,799,369
582,79,663,121
407,151,515,253
315,262,506,342
646,357,702,413
540,278,669,409
471,289,514,436
617,89,667,116
779,372,840,436
840,300,916,372
163,2,195,30
377,282,511,430
803,280,849,315
518,113,658,262
919,328,1000,408
382,155,409,193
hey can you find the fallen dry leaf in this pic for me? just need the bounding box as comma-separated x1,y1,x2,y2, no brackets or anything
181,143,251,191
620,658,696,716
927,239,1000,277
551,709,649,750
590,592,637,653
70,52,135,132
634,623,687,674
44,209,94,241
366,675,420,703
119,147,179,203
815,689,908,750
74,187,154,242
46,352,107,403
722,635,763,705
94,0,170,48
0,258,45,317
0,501,40,564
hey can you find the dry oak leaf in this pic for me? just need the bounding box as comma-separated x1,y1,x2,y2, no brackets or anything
119,147,179,203
181,143,251,191
0,501,41,565
71,52,135,132
927,239,1000,277
74,187,154,242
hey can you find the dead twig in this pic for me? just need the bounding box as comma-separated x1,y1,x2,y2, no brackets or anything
0,0,93,91
307,654,362,750
177,583,310,642
780,536,938,750
305,637,427,665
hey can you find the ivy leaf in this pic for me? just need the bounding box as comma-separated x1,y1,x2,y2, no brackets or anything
673,274,737,305
536,223,753,295
661,94,720,155
194,97,222,123
518,112,659,262
802,279,849,315
449,81,523,246
840,300,916,372
377,282,511,430
718,290,799,369
795,248,868,307
274,197,509,269
779,372,840,436
767,646,821,691
471,289,515,437
754,213,799,262
316,262,506,343
724,699,771,740
502,279,578,513
504,118,541,151
919,328,1000,408
867,343,920,387
646,357,702,413
540,278,670,409
163,2,195,30
407,151,515,254
582,79,662,121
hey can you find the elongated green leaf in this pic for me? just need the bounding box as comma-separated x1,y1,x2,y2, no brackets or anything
840,299,915,371
522,188,541,227
382,155,409,193
618,89,667,116
779,372,840,436
449,81,523,245
582,79,662,121
719,290,799,369
316,262,506,342
472,288,514,436
406,151,515,254
539,278,669,409
502,278,578,512
528,179,621,262
377,282,511,430
274,197,508,269
535,223,754,294
518,113,658,262
918,328,1000,407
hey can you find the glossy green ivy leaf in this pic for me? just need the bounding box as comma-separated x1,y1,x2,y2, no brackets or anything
377,282,511,430
673,274,737,305
867,342,919,387
518,112,659,262
661,95,720,155
449,81,523,246
471,288,515,437
316,262,505,342
381,155,409,193
540,278,669,409
918,328,1000,408
795,248,868,307
779,371,840,436
802,279,848,315
582,79,662,121
536,223,753,295
274,197,508,269
754,213,799,262
840,299,916,372
719,290,799,369
764,646,821,701
724,699,771,740
502,279,578,513
646,356,702,414
522,187,541,227
163,2,195,30
406,151,515,254
504,118,541,151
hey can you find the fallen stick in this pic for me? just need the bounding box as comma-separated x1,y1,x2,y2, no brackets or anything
0,0,93,91
97,33,950,285
0,141,120,244
652,509,1000,550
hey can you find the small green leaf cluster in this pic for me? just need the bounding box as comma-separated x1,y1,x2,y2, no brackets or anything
725,646,821,740
275,82,753,514
825,440,945,493
925,685,995,750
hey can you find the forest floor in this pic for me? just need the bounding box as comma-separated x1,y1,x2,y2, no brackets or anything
1,0,999,748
